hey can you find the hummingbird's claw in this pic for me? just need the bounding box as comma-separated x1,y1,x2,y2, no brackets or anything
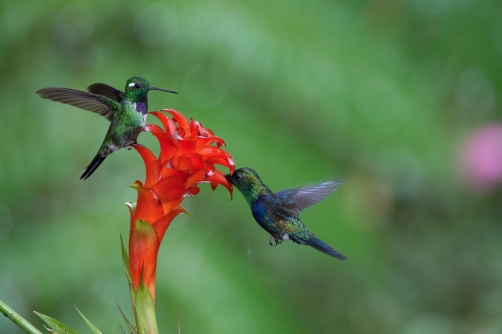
269,236,282,247
269,236,275,246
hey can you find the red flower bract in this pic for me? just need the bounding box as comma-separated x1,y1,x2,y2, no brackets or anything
128,109,234,299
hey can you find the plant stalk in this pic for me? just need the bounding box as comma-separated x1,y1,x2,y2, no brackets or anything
0,299,42,334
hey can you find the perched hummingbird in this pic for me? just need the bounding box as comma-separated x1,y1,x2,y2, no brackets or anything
226,167,346,260
36,77,178,179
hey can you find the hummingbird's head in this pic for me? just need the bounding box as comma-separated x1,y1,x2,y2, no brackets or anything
226,167,263,203
125,77,179,99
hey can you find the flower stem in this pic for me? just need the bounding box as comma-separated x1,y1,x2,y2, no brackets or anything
0,299,42,334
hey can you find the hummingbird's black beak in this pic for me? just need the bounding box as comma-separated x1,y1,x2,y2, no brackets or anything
225,174,233,183
150,87,179,94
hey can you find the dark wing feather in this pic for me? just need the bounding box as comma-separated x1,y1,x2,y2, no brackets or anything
87,83,125,103
36,87,119,121
275,180,343,216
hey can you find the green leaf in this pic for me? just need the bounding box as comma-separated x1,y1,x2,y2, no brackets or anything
120,235,131,281
75,307,102,334
179,205,194,218
134,278,158,334
121,235,137,306
34,311,78,334
0,299,42,334
116,303,137,334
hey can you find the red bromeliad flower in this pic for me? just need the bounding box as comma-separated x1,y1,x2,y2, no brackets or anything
126,109,234,303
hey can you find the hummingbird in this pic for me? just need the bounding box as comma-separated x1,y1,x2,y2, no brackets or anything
226,167,346,260
36,77,178,179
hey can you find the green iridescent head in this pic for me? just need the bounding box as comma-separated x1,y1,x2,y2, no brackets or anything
124,77,178,100
226,167,265,205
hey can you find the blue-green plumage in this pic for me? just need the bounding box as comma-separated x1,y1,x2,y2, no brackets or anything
36,77,178,179
226,167,346,260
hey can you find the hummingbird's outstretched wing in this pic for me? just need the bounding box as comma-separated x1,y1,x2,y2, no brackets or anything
87,83,125,103
36,87,119,121
275,180,343,216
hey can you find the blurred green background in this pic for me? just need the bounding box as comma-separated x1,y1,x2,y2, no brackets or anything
1,0,502,333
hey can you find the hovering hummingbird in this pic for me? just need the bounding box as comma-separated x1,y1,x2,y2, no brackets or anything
226,167,346,260
36,77,178,179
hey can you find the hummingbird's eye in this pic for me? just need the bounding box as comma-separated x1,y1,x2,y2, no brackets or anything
234,173,242,180
134,83,141,89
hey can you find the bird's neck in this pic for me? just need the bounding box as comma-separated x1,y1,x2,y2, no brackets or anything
124,97,148,115
134,101,148,115
244,185,271,208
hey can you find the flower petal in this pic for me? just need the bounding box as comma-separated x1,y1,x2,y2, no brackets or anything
150,111,176,136
131,185,165,224
187,186,200,196
186,169,205,187
152,208,186,242
129,220,160,290
133,145,161,188
161,165,188,181
197,146,230,161
178,139,196,156
196,136,226,148
188,120,200,141
204,161,215,177
196,146,235,173
151,177,187,203
161,198,183,214
147,124,177,164
163,109,190,137
206,170,233,195
178,153,204,173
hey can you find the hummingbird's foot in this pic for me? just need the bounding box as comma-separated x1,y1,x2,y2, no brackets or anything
127,146,132,150
269,236,282,247
269,236,275,246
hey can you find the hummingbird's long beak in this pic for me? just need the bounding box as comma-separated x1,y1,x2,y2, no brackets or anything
150,87,179,94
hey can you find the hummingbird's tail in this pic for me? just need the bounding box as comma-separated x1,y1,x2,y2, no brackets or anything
299,235,347,260
80,153,107,180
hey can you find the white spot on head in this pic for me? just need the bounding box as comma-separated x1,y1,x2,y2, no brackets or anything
128,82,136,87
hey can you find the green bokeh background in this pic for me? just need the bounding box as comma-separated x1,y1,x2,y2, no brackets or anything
1,0,502,333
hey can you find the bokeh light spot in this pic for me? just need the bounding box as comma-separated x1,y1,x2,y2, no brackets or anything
134,4,178,47
404,314,453,334
459,123,502,192
455,66,496,114
183,65,228,109
356,76,401,123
